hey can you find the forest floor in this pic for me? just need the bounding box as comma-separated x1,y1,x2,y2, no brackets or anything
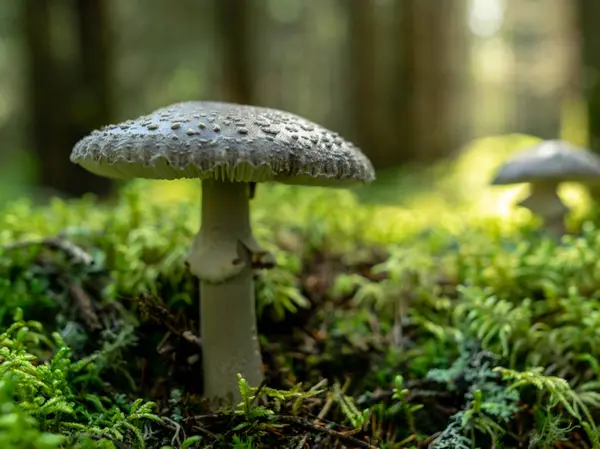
2,134,600,448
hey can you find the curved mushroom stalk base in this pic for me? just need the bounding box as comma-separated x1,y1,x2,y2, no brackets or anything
544,213,568,239
200,267,264,403
518,182,569,239
187,180,269,403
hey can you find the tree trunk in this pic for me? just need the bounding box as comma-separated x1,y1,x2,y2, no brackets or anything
506,0,574,140
73,0,113,146
22,0,112,198
215,0,254,104
393,0,417,164
392,0,470,164
578,0,600,152
71,0,113,197
23,0,66,197
347,0,383,167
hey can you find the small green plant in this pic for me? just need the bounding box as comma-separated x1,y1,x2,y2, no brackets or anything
0,377,66,449
331,380,370,428
390,375,423,436
2,161,600,447
0,312,161,448
255,255,310,321
496,366,600,448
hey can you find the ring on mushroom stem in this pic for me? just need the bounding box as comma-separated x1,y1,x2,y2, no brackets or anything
70,101,376,402
491,139,600,239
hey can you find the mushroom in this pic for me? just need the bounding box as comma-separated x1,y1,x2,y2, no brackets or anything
70,101,375,401
490,139,600,237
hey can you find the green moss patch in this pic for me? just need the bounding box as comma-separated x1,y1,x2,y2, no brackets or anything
1,173,600,448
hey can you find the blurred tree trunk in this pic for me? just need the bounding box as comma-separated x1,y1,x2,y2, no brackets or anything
22,0,112,198
506,0,573,140
393,0,416,164
23,0,67,197
391,0,469,164
346,0,469,169
73,0,113,157
578,0,600,153
215,0,254,104
347,0,384,167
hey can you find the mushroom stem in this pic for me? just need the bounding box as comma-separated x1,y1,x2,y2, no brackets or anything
188,179,265,402
518,181,569,238
545,213,567,239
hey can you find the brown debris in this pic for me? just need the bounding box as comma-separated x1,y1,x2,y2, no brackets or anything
69,283,102,331
276,415,378,449
136,295,201,349
3,236,94,265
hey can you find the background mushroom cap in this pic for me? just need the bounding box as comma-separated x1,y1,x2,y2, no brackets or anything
70,101,375,186
491,139,600,185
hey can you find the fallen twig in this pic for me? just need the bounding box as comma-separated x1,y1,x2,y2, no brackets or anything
69,283,102,331
276,415,379,449
181,330,202,347
418,431,441,448
3,237,94,265
136,296,202,349
294,392,334,449
160,416,186,448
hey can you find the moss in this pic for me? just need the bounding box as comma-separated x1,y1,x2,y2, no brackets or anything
2,157,600,447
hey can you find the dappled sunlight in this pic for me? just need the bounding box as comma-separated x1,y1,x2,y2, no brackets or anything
130,133,596,243
561,94,589,147
446,134,540,190
416,133,593,220
142,178,200,203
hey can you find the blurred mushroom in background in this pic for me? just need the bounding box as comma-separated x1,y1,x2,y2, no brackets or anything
490,140,600,238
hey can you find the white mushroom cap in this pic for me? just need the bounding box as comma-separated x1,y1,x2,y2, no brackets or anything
491,140,600,185
71,101,375,187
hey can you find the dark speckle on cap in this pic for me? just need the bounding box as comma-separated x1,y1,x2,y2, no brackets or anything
70,101,375,185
